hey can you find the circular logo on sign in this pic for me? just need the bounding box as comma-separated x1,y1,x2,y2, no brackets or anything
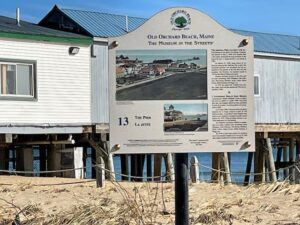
171,10,191,29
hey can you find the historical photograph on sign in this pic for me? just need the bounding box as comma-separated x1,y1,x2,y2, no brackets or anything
164,103,208,132
116,49,207,101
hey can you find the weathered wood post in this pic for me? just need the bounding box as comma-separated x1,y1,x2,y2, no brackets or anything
276,145,282,179
190,155,200,183
266,138,277,182
0,147,5,175
211,153,220,181
283,145,289,179
254,138,265,183
106,142,115,181
96,157,105,188
289,138,295,183
223,152,232,184
137,154,145,182
131,154,138,181
244,152,253,185
166,153,175,181
120,155,129,181
154,154,162,181
147,154,152,181
295,138,300,184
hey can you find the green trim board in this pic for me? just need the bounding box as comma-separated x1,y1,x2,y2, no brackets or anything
0,31,92,45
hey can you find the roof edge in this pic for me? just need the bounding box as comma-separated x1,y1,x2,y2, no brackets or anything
0,31,92,45
39,5,94,37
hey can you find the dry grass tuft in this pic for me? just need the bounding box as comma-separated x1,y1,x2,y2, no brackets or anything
193,208,234,225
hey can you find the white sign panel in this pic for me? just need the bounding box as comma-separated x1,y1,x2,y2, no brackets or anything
109,8,255,154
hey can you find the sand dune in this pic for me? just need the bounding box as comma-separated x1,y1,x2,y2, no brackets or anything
0,176,300,224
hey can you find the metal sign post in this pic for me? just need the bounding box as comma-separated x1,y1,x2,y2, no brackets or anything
175,153,189,225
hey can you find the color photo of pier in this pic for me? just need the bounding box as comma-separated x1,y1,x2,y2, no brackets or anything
164,103,208,132
115,49,207,101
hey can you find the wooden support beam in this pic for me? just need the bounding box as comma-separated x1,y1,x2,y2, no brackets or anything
39,145,47,177
276,146,282,179
154,154,162,181
255,124,300,133
165,153,175,181
283,146,289,179
254,139,265,183
211,153,220,181
147,154,152,181
190,155,200,183
120,155,129,181
16,147,25,173
96,157,105,188
266,138,277,182
289,139,295,183
223,152,232,184
0,147,6,174
244,152,253,185
136,154,145,182
131,154,138,181
295,138,300,184
48,144,61,177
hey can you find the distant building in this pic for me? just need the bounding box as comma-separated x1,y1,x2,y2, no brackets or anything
179,63,189,68
164,105,183,121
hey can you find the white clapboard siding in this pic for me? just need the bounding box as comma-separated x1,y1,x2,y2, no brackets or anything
254,57,300,123
0,38,91,124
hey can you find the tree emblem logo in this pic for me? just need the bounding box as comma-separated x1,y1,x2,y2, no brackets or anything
171,10,191,29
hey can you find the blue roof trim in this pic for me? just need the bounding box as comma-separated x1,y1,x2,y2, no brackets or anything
57,7,300,56
231,29,300,56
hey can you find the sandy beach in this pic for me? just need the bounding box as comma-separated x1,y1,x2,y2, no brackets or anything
0,176,300,224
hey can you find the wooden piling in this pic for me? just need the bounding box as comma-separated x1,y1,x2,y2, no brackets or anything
211,153,220,181
295,138,300,184
0,147,5,174
120,155,129,181
96,157,105,188
218,153,225,185
154,154,162,181
131,154,138,181
39,145,47,177
244,152,253,185
105,142,115,181
137,154,145,182
266,138,277,182
223,152,232,184
254,138,265,183
283,145,289,179
166,153,175,181
289,138,295,183
190,155,200,183
147,154,152,181
276,146,282,179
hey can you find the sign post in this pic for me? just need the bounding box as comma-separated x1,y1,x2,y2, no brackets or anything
175,153,189,225
108,7,255,224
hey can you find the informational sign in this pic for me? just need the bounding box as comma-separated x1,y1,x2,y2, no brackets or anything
109,8,255,153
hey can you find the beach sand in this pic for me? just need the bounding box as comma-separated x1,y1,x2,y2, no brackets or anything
0,176,300,224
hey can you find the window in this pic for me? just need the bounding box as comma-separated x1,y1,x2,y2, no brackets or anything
0,60,35,99
254,74,260,96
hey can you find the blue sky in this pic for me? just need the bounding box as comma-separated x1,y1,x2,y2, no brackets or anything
1,0,300,35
